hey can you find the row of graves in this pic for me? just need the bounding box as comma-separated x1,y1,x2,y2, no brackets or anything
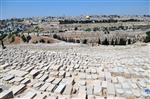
0,47,150,99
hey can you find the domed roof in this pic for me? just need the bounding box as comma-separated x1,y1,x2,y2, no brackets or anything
85,16,90,19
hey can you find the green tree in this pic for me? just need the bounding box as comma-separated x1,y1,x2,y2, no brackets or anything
26,35,32,43
119,38,126,45
82,39,87,44
102,38,109,45
144,31,150,43
111,39,114,45
33,26,44,36
11,35,15,43
47,40,50,43
93,27,99,31
128,39,131,44
21,34,27,42
39,39,45,43
0,31,7,49
53,34,58,39
33,41,38,44
8,33,13,39
98,38,101,44
74,27,78,31
85,28,91,32
76,40,80,43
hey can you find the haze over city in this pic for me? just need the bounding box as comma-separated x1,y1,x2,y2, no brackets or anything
0,0,150,19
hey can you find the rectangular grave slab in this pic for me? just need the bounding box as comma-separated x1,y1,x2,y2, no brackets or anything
102,81,107,89
63,84,73,95
33,82,44,88
107,82,115,96
29,70,40,79
87,85,93,95
21,78,30,84
10,84,26,95
23,91,37,99
3,75,14,81
34,93,46,99
105,72,112,82
54,84,66,94
52,78,62,85
46,77,55,83
94,85,102,95
46,84,56,92
79,73,86,80
39,83,50,91
0,90,13,99
8,70,28,77
39,75,48,82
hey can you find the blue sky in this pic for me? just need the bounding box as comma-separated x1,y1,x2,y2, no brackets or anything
0,0,150,19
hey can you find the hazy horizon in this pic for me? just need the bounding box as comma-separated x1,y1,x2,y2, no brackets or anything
1,0,150,19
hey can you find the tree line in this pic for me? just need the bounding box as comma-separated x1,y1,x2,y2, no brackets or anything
53,34,130,45
59,19,141,24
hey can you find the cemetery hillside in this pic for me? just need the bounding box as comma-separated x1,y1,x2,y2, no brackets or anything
0,15,150,99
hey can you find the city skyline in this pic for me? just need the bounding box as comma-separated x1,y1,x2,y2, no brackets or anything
0,0,150,19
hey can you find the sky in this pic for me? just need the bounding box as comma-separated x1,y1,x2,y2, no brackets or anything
0,0,150,19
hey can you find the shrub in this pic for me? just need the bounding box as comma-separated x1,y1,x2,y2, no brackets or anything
103,27,109,34
85,28,91,32
21,35,27,42
61,37,67,41
128,39,131,44
144,31,150,43
59,30,64,32
102,38,109,45
82,39,87,44
11,35,15,43
57,35,61,40
93,27,99,31
111,39,114,45
53,34,58,38
47,40,50,43
39,39,45,43
33,41,38,44
98,39,101,44
17,34,21,37
8,33,12,39
119,38,126,45
115,39,118,45
74,27,78,31
0,32,7,49
118,26,125,30
68,38,75,43
76,40,80,43
26,35,32,43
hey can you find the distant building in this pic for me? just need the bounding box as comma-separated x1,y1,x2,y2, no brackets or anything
85,16,91,19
